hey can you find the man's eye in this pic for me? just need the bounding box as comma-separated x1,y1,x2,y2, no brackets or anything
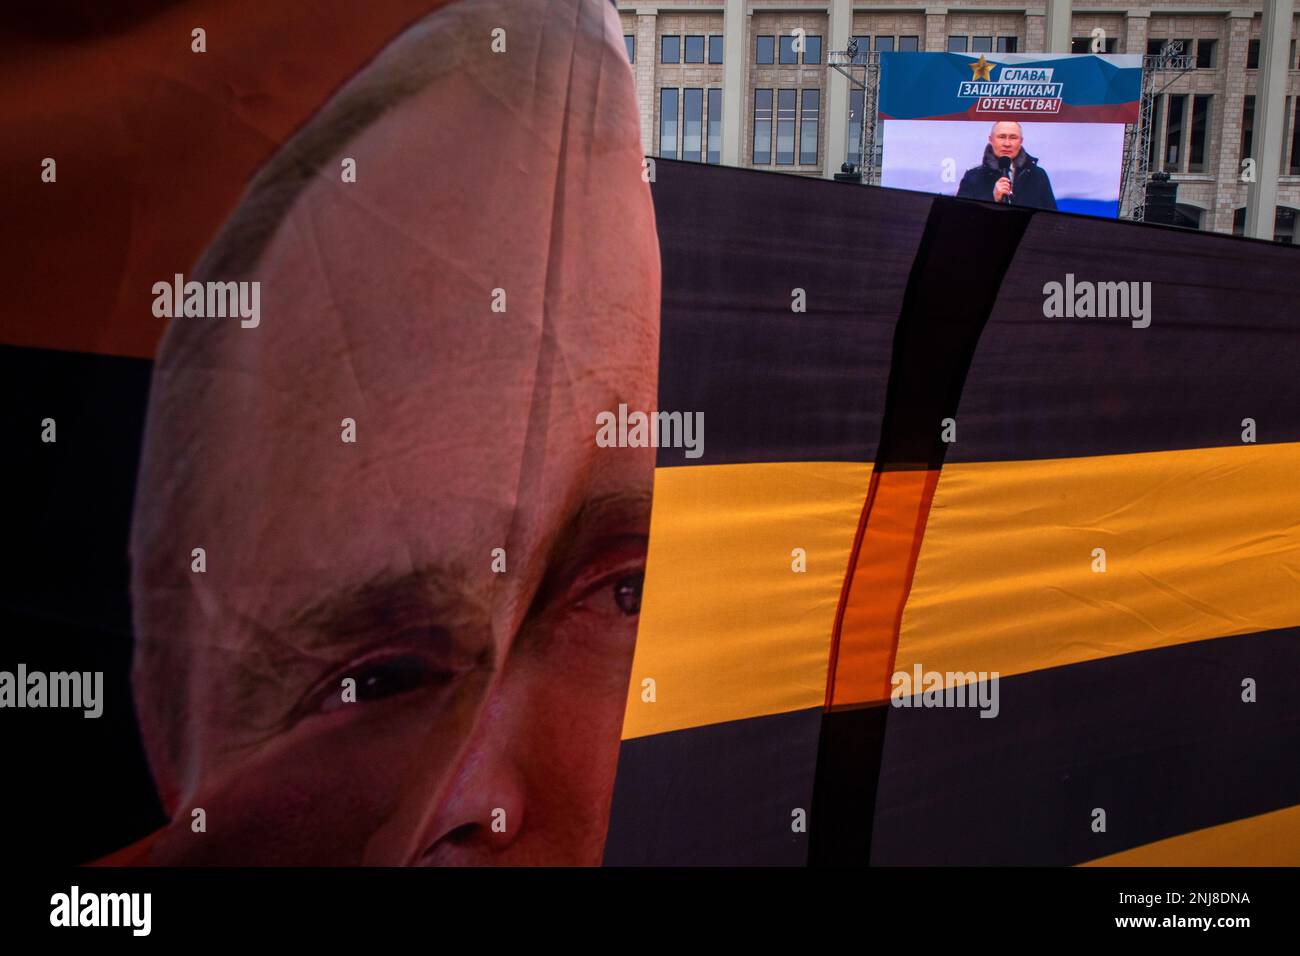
612,571,644,616
317,653,449,714
540,536,648,625
576,568,644,619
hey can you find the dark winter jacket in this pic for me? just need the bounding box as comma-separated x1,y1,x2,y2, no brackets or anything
956,144,1057,211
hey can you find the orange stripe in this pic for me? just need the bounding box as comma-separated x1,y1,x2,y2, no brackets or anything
827,469,940,709
1079,803,1300,866
823,469,881,709
896,442,1300,682
623,461,869,738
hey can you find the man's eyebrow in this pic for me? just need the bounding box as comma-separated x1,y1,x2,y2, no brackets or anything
221,564,490,741
277,490,652,644
282,564,483,646
548,490,654,560
569,490,653,537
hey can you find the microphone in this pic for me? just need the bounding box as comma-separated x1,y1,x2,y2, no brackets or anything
997,155,1014,203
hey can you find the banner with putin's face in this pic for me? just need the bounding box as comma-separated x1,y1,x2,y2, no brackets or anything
878,52,1143,217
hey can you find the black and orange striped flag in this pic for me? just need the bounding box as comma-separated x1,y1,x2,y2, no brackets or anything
605,158,1300,866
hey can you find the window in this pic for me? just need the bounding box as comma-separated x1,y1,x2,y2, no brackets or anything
776,89,797,163
1152,93,1212,173
1173,204,1204,230
624,35,635,63
684,35,704,64
1076,36,1116,54
1188,95,1210,172
1285,96,1296,172
1148,38,1188,58
899,36,920,52
852,35,870,64
800,89,820,164
1280,206,1297,244
847,89,864,164
708,35,724,64
1233,206,1298,244
660,88,679,158
1196,39,1217,69
707,88,722,164
997,36,1018,53
1243,41,1300,71
756,35,775,64
753,89,773,163
972,36,993,53
804,35,822,64
682,88,703,161
1163,94,1185,170
1240,96,1255,164
662,35,680,64
1290,97,1300,175
1147,96,1163,168
779,35,798,64
875,36,895,53
948,36,968,53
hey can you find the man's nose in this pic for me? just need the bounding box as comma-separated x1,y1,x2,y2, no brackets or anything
410,684,528,863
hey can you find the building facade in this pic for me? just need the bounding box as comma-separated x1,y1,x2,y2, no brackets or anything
619,1,1300,240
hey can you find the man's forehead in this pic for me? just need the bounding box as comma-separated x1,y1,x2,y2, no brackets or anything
164,0,656,391
238,96,653,389
140,126,659,610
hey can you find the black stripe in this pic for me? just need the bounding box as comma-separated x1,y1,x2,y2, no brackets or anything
603,707,821,865
873,195,1032,470
808,703,889,866
0,344,163,863
870,627,1300,865
0,344,152,633
650,159,930,467
807,196,1032,865
948,213,1300,463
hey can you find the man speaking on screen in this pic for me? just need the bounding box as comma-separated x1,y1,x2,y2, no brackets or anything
957,121,1057,211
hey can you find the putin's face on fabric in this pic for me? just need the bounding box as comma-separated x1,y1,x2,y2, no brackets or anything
128,0,660,865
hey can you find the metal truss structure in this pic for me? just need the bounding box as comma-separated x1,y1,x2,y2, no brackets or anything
828,41,880,184
1121,40,1195,222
